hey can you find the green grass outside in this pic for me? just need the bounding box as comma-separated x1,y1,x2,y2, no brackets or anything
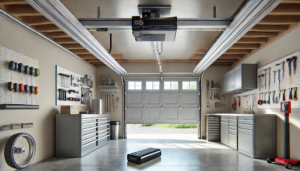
141,124,197,128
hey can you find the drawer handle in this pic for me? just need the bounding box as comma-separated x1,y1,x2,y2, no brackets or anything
82,136,98,143
82,131,98,137
82,126,98,131
238,123,253,127
82,139,98,147
98,128,109,133
82,122,98,126
239,128,253,132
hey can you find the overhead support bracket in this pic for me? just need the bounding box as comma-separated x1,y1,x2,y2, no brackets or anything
26,0,127,75
79,18,232,31
193,0,283,74
153,41,163,74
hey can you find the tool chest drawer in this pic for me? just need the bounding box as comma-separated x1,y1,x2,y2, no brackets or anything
56,114,110,158
238,119,253,125
238,123,253,130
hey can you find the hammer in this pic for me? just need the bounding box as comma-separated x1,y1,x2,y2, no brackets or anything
292,56,297,75
286,58,292,76
281,61,285,80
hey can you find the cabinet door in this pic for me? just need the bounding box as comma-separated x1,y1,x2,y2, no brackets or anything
223,73,229,93
228,134,237,149
221,122,229,145
238,130,253,155
234,65,242,90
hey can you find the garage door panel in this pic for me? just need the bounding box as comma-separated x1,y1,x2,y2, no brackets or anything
145,93,161,107
180,108,199,121
145,108,161,122
126,93,143,107
163,93,180,107
163,108,180,122
126,108,143,123
181,92,199,107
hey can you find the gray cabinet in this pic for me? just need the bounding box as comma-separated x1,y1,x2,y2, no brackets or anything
238,115,276,159
56,114,110,158
220,116,228,145
221,116,237,149
223,64,257,94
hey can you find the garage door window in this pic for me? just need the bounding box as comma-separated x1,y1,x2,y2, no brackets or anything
164,81,178,90
128,81,142,90
182,81,197,90
146,81,160,90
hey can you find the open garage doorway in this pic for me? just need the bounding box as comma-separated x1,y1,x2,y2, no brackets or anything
127,124,198,140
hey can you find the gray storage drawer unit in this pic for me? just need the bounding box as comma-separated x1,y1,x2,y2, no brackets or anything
238,115,276,159
206,116,220,142
56,114,110,157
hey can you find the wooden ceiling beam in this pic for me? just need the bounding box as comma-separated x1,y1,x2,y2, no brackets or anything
219,54,244,59
19,16,52,26
0,0,27,5
61,44,84,49
281,0,300,4
53,37,76,43
269,4,300,15
215,59,238,63
224,49,252,54
243,31,278,37
33,24,60,32
69,49,90,54
237,38,268,43
230,43,260,49
258,15,300,25
211,63,232,66
77,54,95,59
3,4,42,16
42,31,69,38
251,25,289,32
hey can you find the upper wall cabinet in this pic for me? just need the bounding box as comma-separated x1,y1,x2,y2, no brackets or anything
223,64,257,94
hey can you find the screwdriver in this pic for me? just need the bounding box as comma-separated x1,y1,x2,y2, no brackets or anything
294,87,297,100
289,88,292,100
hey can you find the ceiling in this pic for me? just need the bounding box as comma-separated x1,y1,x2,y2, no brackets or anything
1,0,300,69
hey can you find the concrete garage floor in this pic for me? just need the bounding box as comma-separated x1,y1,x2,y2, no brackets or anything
22,138,299,171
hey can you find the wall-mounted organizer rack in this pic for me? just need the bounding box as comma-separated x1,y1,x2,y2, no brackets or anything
55,65,92,106
0,123,33,131
206,80,225,108
0,46,39,109
257,51,300,108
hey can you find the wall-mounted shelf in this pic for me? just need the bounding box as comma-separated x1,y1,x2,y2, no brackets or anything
0,104,39,109
0,123,33,131
99,85,119,92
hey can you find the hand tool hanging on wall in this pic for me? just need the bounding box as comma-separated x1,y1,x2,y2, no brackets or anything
262,93,265,104
211,80,214,100
29,85,34,104
8,82,13,104
34,68,40,86
272,91,275,104
283,89,286,101
258,93,263,105
34,86,39,104
29,67,34,86
277,70,281,91
24,84,29,104
281,61,285,81
261,74,265,90
292,56,297,75
286,58,292,76
267,92,271,104
289,88,292,100
268,68,271,90
293,87,297,100
264,69,267,90
273,70,276,84
206,80,210,107
258,75,261,91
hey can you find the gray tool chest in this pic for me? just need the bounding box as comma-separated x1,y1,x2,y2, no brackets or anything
221,116,238,150
56,114,110,157
206,116,220,142
237,115,276,159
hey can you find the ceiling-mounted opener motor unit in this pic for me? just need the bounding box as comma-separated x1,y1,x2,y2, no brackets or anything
132,5,177,42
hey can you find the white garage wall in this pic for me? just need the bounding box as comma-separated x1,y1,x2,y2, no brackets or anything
0,16,97,171
230,26,300,160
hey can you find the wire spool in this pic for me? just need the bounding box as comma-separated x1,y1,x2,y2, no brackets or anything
4,133,36,169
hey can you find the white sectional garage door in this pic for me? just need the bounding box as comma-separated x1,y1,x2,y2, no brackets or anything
125,77,200,124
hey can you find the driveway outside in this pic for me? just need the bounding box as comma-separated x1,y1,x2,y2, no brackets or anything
127,124,198,140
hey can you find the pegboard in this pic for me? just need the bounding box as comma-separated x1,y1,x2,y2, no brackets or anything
56,65,92,106
0,46,39,105
258,51,300,108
